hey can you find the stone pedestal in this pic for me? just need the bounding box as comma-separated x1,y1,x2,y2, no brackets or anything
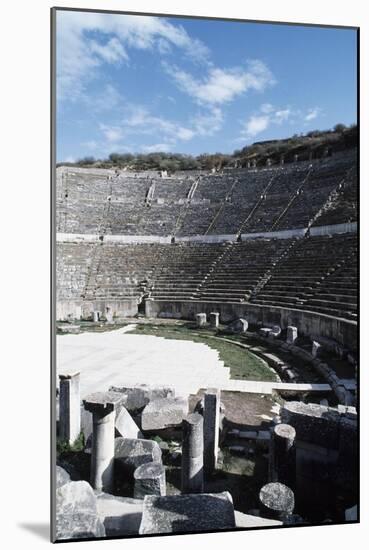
270,424,296,489
83,392,123,493
196,313,207,327
312,341,321,358
134,462,166,499
203,388,220,477
259,482,294,521
286,326,298,344
92,311,99,322
59,372,81,445
105,308,113,323
181,413,204,493
209,312,219,329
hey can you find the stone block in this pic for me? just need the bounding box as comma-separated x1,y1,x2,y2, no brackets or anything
139,492,235,535
228,318,248,333
141,397,188,431
56,466,71,488
286,326,298,344
196,313,207,327
134,462,166,499
281,401,341,449
269,326,281,339
56,481,105,540
209,312,220,328
115,404,142,439
114,437,162,474
95,493,143,536
109,384,175,412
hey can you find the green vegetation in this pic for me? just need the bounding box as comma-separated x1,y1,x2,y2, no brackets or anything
57,124,357,172
57,432,85,455
130,323,278,381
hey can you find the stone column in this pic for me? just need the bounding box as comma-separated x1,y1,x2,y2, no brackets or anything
182,413,204,494
92,311,99,322
259,482,294,522
286,326,298,344
196,313,207,327
134,462,166,499
209,312,219,329
270,424,296,490
83,392,123,493
59,372,81,445
203,388,220,477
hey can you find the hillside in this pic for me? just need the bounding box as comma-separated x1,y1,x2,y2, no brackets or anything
57,124,357,172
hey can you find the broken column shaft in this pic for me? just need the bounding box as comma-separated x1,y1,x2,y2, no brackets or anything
259,482,295,521
83,391,122,493
181,412,204,493
59,372,81,445
270,423,296,490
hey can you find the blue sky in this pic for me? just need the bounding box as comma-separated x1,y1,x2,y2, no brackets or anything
56,10,357,162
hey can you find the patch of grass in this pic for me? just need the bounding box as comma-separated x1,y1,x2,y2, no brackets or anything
131,324,278,381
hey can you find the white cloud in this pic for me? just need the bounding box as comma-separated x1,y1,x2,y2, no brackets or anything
304,107,322,122
240,104,293,139
243,115,270,137
239,103,323,142
260,103,274,114
123,106,194,142
141,143,171,153
57,11,210,100
163,59,275,106
192,107,224,136
89,37,128,64
274,109,292,123
99,124,123,142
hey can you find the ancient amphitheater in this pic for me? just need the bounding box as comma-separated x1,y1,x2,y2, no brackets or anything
57,149,357,348
55,148,358,539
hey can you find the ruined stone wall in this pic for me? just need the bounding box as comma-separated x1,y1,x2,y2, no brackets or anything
145,300,357,352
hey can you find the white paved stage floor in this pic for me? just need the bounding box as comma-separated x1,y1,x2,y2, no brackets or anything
57,326,230,397
57,326,332,397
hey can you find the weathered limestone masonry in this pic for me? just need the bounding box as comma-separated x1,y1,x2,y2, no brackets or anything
203,388,220,476
139,492,235,535
209,312,220,328
287,326,298,344
181,413,204,494
196,313,207,327
270,424,296,490
141,397,188,431
134,462,166,499
259,482,295,522
59,372,81,445
145,300,357,352
280,401,358,504
83,391,123,492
